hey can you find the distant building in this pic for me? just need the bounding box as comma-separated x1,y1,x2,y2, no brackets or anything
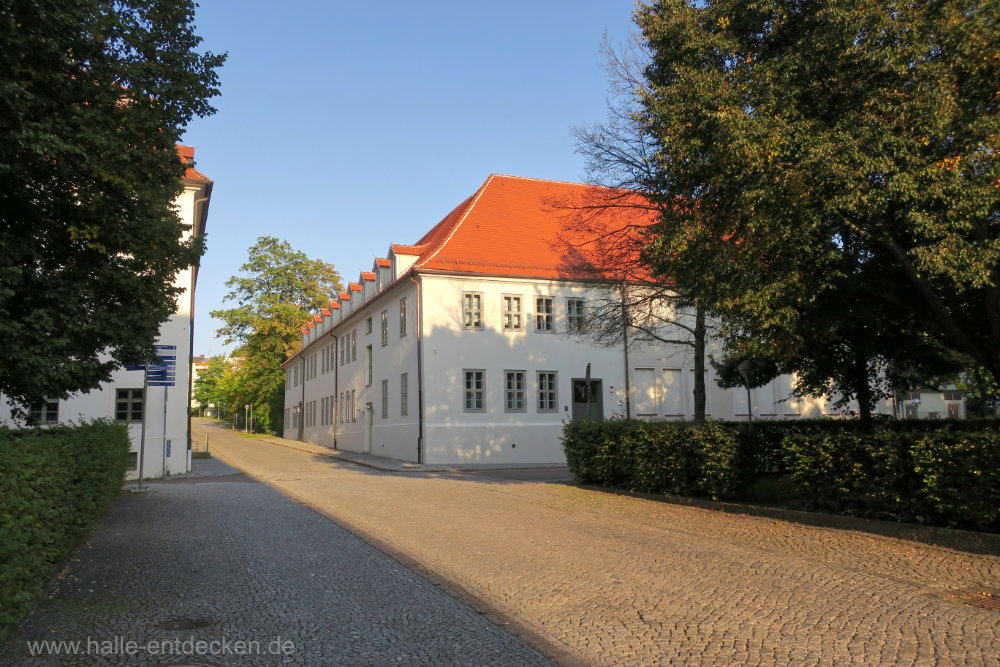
282,175,887,465
897,387,967,420
190,355,211,412
1,146,213,479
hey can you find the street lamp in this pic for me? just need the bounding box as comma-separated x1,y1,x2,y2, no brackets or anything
244,404,250,434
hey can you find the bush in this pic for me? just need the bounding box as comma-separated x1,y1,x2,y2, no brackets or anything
564,418,1000,532
0,420,130,638
562,419,752,500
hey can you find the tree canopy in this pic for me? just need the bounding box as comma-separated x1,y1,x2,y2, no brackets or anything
632,0,999,415
0,0,225,408
211,236,342,432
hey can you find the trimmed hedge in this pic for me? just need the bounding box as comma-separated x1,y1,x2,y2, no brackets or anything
562,419,752,500
0,420,131,637
562,418,1000,532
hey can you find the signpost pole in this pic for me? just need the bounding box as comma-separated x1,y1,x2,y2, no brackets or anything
137,362,149,490
161,385,168,477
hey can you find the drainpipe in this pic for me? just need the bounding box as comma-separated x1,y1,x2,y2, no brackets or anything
331,332,338,448
410,275,424,463
299,355,306,441
620,283,631,418
185,195,210,457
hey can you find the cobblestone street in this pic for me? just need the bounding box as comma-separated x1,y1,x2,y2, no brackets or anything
5,419,1000,666
195,420,1000,666
1,452,550,666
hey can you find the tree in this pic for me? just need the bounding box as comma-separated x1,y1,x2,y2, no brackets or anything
631,0,1000,418
193,355,232,419
211,237,342,433
570,35,714,420
0,0,225,409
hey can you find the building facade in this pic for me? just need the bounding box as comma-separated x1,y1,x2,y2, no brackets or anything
1,146,213,479
283,175,888,465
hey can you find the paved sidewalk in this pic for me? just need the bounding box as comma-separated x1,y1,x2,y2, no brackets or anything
1,456,551,666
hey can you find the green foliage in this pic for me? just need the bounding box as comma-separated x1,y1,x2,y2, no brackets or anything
0,420,131,638
633,0,1000,409
0,0,225,408
562,419,752,499
565,417,1000,531
192,355,231,418
211,237,343,433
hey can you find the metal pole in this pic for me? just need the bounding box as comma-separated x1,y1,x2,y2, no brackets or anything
137,362,149,490
161,385,168,477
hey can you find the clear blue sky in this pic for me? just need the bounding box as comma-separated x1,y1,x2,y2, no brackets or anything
181,0,638,357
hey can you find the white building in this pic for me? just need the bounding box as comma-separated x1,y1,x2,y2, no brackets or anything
1,146,213,479
283,175,888,465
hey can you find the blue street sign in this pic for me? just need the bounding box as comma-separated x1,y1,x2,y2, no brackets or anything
148,381,175,387
157,354,176,360
125,364,145,371
154,345,177,350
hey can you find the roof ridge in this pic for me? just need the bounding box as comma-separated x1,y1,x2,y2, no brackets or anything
416,174,496,268
489,173,599,189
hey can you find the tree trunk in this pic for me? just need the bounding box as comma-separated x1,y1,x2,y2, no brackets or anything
693,303,707,422
854,353,873,428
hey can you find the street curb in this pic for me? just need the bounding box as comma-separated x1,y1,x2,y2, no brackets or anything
580,484,1000,556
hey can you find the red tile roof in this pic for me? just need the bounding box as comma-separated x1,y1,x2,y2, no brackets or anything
329,301,341,310
360,272,376,281
349,282,362,292
390,243,428,255
375,258,391,267
407,175,661,281
177,145,210,181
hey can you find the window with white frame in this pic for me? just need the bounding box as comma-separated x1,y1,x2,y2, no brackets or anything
351,330,357,361
503,295,523,330
381,310,388,346
340,336,345,366
505,370,526,411
400,372,408,415
535,297,553,332
537,372,557,412
463,292,483,329
328,394,335,425
29,397,59,424
567,298,586,332
366,317,373,335
464,370,485,411
293,365,300,386
351,389,357,422
116,389,144,422
365,345,373,385
381,379,388,418
400,298,407,336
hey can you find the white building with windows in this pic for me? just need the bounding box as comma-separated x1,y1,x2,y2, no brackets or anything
283,174,885,465
1,146,213,479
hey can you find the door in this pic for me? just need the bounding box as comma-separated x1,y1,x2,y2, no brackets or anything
572,379,603,421
364,402,373,452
